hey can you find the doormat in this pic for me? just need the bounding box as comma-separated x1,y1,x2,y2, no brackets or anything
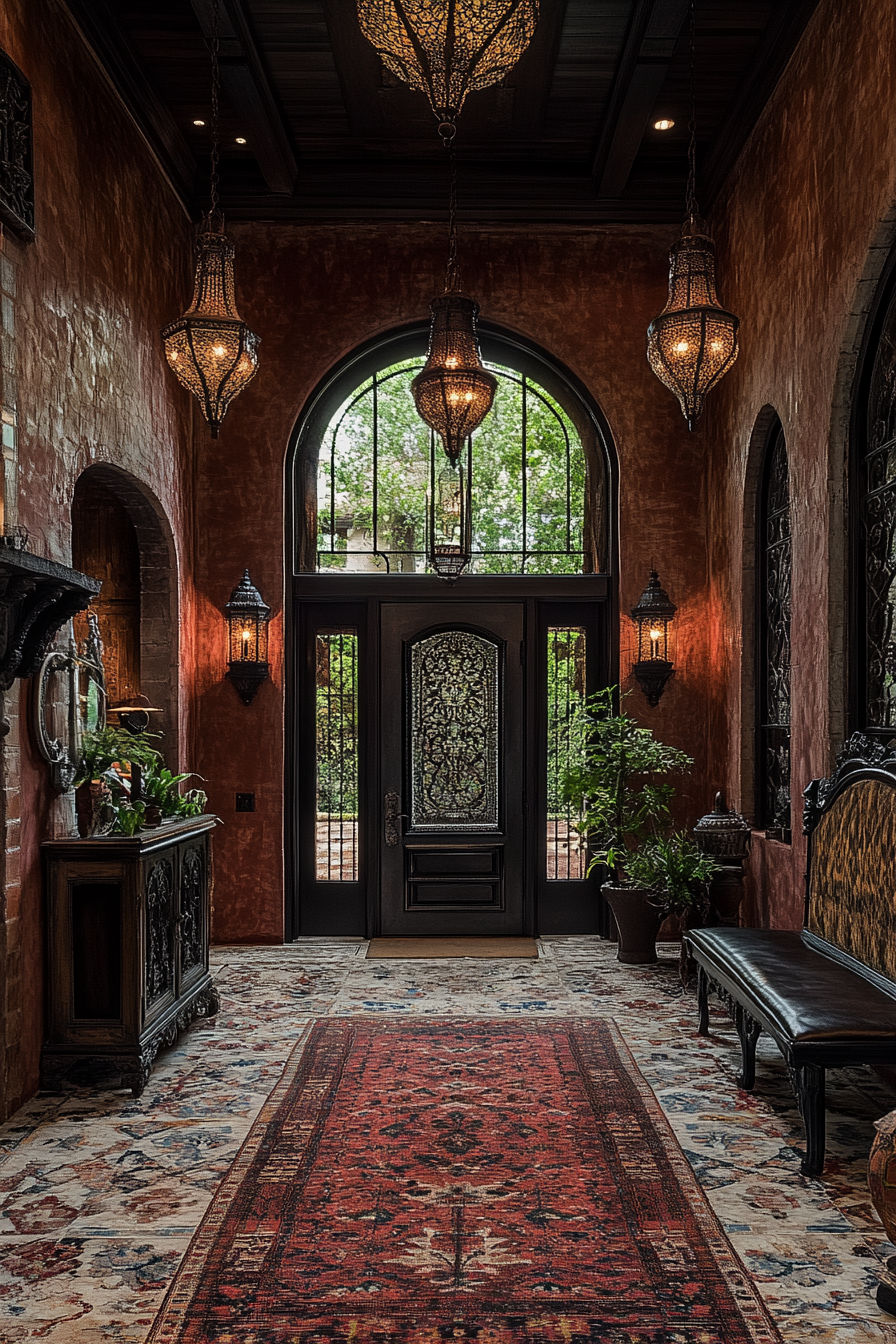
148,1018,782,1344
366,936,539,959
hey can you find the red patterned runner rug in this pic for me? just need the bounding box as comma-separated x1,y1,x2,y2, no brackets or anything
148,1018,782,1343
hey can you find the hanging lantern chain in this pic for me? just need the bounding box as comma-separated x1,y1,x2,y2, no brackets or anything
685,0,697,224
445,140,459,294
209,0,221,217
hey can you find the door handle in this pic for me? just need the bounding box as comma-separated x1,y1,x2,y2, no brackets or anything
384,791,408,846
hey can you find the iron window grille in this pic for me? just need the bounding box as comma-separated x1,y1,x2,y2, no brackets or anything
757,420,792,841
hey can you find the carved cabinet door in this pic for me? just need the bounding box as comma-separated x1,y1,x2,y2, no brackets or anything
379,603,526,936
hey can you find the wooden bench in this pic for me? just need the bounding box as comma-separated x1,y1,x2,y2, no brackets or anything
685,734,896,1176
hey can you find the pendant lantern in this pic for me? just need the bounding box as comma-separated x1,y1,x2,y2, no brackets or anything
161,0,259,437
412,294,497,464
357,0,539,125
646,0,739,430
647,219,739,431
162,214,259,438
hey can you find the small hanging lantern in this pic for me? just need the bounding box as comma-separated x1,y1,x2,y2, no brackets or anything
224,569,271,705
428,435,472,581
631,570,676,706
357,0,539,125
646,0,739,430
647,220,739,430
161,0,259,437
412,295,497,464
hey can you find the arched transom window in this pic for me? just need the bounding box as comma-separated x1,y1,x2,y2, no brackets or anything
315,358,591,575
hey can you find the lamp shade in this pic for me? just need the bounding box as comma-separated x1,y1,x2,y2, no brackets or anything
162,215,259,438
357,0,539,122
412,295,497,463
647,222,738,431
224,569,270,665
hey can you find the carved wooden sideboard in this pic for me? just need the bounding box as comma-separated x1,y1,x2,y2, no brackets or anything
41,816,219,1096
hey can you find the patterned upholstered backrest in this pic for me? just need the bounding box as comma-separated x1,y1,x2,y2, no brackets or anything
806,768,896,986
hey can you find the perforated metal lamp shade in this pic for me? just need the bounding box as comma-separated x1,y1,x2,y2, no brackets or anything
631,570,677,706
647,223,739,431
413,295,497,463
357,0,539,122
162,215,259,438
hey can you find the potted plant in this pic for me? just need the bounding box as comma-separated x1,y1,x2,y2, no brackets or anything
625,832,719,979
561,687,716,964
74,727,207,836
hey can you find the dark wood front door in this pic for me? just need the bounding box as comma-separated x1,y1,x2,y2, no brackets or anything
291,575,611,940
379,602,525,937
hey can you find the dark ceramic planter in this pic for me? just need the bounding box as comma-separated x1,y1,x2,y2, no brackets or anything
602,884,664,965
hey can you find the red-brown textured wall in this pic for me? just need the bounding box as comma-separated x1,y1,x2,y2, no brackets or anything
705,0,896,926
0,0,193,1112
194,222,722,941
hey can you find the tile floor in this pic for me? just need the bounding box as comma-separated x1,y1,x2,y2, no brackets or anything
0,937,894,1342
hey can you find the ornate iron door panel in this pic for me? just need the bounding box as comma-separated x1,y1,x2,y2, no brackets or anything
379,603,526,936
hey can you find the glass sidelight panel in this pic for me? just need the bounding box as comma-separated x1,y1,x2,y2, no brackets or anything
315,630,359,880
410,630,499,830
547,626,587,879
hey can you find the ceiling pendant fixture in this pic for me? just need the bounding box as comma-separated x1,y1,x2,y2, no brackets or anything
646,0,738,431
412,139,497,464
161,0,259,438
357,0,539,127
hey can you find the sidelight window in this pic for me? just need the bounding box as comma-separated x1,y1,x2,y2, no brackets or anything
547,626,588,878
316,359,587,575
315,630,359,880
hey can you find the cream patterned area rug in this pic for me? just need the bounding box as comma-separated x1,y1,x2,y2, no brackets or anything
366,936,539,958
0,938,893,1342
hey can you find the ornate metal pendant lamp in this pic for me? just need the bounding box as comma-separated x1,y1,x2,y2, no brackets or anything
357,0,539,127
646,1,738,430
161,0,259,437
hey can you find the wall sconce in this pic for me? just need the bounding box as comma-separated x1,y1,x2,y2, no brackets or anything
631,569,677,706
224,569,270,705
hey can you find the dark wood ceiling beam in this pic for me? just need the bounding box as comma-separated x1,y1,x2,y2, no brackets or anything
189,0,298,195
592,0,688,199
62,0,196,209
700,0,822,206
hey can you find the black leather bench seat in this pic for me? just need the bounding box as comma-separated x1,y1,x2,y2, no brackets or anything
687,927,896,1046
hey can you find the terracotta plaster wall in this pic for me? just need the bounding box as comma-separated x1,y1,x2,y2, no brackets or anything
0,0,194,1113
705,0,896,926
195,222,725,942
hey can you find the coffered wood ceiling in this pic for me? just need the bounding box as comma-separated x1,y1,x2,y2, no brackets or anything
65,0,821,223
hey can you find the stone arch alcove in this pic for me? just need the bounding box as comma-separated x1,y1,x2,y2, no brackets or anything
71,465,179,762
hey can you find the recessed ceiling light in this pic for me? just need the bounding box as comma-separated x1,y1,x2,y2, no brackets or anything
193,118,205,127
235,136,247,145
653,119,674,131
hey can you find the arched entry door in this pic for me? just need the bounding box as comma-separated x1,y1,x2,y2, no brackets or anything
289,327,616,939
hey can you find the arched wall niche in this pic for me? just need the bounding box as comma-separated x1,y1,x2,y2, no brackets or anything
286,321,619,579
70,464,180,762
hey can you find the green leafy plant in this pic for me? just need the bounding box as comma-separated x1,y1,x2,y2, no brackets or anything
73,726,161,788
140,763,207,819
560,686,694,883
75,728,207,833
624,833,720,916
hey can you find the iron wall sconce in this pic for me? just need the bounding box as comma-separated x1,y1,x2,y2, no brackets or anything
225,569,270,705
631,569,677,706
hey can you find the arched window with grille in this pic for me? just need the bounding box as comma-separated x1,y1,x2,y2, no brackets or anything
313,357,598,575
757,419,792,840
853,255,896,737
